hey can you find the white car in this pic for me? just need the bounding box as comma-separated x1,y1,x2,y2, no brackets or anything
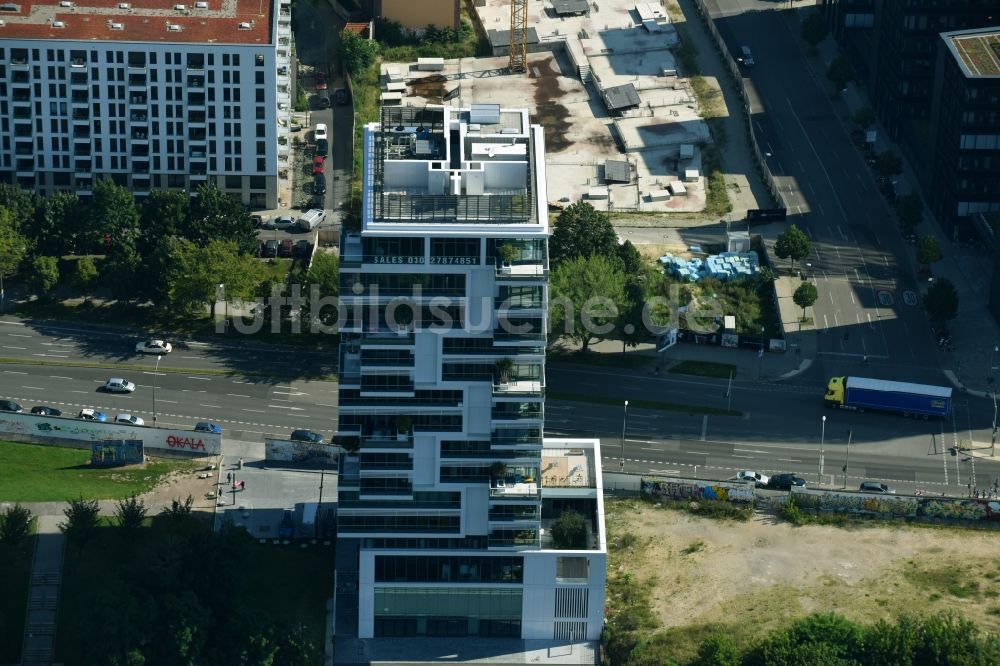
735,470,769,487
314,123,328,141
77,409,107,422
103,378,136,393
115,413,145,426
135,339,172,355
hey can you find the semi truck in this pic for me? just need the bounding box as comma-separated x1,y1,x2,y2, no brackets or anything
824,376,952,418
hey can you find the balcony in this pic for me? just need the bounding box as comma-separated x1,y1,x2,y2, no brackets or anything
12,108,31,120
127,75,147,88
191,168,208,178
131,147,149,157
359,330,415,346
73,128,91,139
70,58,87,69
493,380,543,395
130,113,148,123
15,160,35,176
187,94,206,108
188,111,206,124
72,148,91,157
493,329,546,345
187,76,205,89
130,130,149,141
496,263,547,280
189,150,207,159
128,63,146,72
11,58,29,69
361,433,414,450
71,94,88,105
12,92,30,103
128,95,148,105
188,130,207,141
488,528,540,549
186,58,205,71
70,74,88,87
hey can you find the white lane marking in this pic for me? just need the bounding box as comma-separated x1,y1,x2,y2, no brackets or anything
849,291,855,304
41,343,74,348
142,371,167,376
186,376,211,381
267,404,305,411
22,386,44,390
181,356,202,359
7,333,32,338
227,394,251,398
158,399,178,404
200,404,222,409
2,346,27,350
31,353,69,358
777,458,801,463
49,376,72,380
187,341,209,347
701,415,708,441
70,390,88,394
243,408,265,413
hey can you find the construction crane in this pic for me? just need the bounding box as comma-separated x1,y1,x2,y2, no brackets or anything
509,0,528,73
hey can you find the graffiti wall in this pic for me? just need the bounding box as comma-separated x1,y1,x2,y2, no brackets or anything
641,477,754,503
791,489,1000,523
91,440,145,467
265,438,337,465
0,412,221,455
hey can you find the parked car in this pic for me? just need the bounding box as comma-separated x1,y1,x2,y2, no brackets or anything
317,93,330,109
31,406,63,416
251,214,268,228
290,121,303,132
115,413,144,426
767,473,806,490
279,510,294,538
859,481,896,494
314,173,326,195
290,429,325,444
135,339,172,354
313,155,325,175
261,239,279,257
103,378,136,393
0,399,23,413
739,46,754,67
314,71,328,90
334,88,349,105
259,217,277,230
195,421,222,434
735,470,769,487
274,215,296,229
278,239,294,258
316,138,328,157
314,123,328,141
77,408,107,422
294,239,313,257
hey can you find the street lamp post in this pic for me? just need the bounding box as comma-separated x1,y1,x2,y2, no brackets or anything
992,390,997,457
991,345,999,385
843,429,853,489
153,354,162,428
819,415,826,485
757,326,765,380
619,400,629,471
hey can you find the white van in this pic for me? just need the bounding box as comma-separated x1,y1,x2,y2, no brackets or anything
296,208,326,231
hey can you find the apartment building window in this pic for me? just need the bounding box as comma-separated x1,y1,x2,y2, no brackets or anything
256,106,265,120
255,88,265,103
255,71,264,85
223,54,230,66
256,124,265,138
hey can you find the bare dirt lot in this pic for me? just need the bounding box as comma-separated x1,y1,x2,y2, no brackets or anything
606,499,1000,657
138,455,221,516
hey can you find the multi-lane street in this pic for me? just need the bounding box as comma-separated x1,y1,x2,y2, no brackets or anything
710,2,944,388
2,319,996,495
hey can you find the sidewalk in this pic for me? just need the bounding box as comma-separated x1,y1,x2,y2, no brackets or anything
802,23,1000,397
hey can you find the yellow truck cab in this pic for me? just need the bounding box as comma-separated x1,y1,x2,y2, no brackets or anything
825,376,846,407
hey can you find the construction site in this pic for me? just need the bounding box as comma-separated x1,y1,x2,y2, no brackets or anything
378,0,712,213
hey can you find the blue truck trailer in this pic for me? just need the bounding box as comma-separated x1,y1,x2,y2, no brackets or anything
824,376,952,418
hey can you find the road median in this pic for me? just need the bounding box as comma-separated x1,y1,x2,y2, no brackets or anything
0,357,338,382
547,390,742,417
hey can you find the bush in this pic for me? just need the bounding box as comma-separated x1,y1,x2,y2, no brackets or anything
0,504,33,545
551,509,587,549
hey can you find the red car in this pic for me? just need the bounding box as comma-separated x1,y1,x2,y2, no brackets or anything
313,156,324,175
315,71,328,91
278,239,294,258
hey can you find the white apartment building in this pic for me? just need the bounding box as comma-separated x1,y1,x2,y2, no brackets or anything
336,104,606,643
0,0,294,208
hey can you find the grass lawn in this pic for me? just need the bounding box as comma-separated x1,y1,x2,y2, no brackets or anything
669,360,737,379
0,441,195,502
0,536,35,663
547,350,655,370
547,391,741,417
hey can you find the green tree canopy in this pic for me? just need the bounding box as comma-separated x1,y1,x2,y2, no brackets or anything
340,29,379,76
895,192,923,232
29,255,60,298
550,509,587,549
549,201,618,264
874,150,903,180
793,281,819,318
550,254,627,351
916,235,942,267
99,240,143,304
826,53,854,90
0,207,31,289
0,183,37,231
72,256,99,301
187,184,257,255
164,239,264,316
0,504,33,546
89,179,140,248
59,496,100,547
774,224,812,274
617,239,644,277
852,105,876,129
139,190,191,256
800,12,828,47
30,192,81,256
925,278,959,325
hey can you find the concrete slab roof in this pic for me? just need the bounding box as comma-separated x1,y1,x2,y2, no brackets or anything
487,27,540,48
604,159,630,182
551,0,589,15
604,83,641,110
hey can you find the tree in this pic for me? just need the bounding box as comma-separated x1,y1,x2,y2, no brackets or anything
30,192,81,256
0,183,38,232
549,201,618,264
916,235,942,267
617,239,643,278
164,239,263,316
139,190,190,256
617,281,648,352
29,255,61,298
774,224,812,275
0,504,33,546
895,192,923,232
100,240,143,304
800,12,828,47
88,179,140,247
115,495,147,532
925,278,959,325
852,105,875,129
187,184,257,255
0,207,31,302
305,252,339,326
793,281,818,319
72,256,99,302
550,509,587,549
550,254,627,351
693,635,741,666
60,496,101,547
873,150,903,180
826,53,853,91
340,28,379,76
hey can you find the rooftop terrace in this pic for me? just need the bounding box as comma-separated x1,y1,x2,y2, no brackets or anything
945,26,1000,77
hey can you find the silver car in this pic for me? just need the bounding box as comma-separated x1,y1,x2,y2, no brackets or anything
103,378,136,393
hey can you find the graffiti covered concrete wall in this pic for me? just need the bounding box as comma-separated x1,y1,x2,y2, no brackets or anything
642,477,754,503
265,438,337,465
791,489,1000,522
0,412,221,455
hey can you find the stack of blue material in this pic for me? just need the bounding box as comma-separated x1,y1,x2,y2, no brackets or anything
659,251,759,282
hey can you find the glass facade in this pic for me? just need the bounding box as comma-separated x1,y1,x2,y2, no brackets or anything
373,588,523,637
374,555,524,583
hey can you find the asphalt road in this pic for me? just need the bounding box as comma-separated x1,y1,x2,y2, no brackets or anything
709,2,943,388
3,318,997,493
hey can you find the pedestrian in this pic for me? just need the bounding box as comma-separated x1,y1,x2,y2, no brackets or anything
241,480,247,491
863,355,868,365
239,457,244,469
227,472,232,484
